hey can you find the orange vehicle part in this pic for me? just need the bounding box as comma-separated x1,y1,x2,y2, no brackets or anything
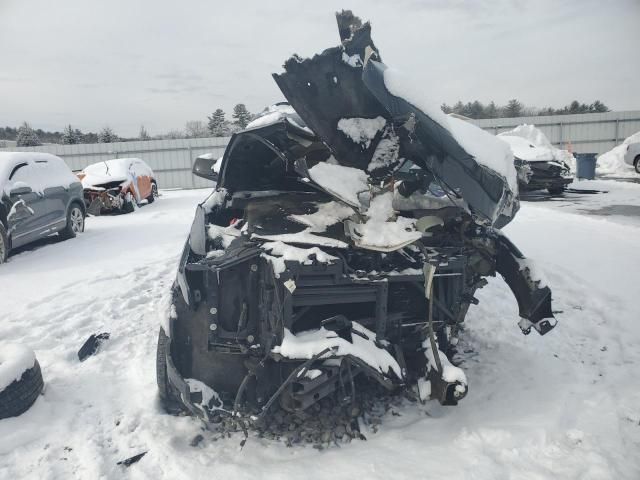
135,175,153,201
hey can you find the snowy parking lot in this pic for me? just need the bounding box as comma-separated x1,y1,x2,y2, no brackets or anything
1,183,639,479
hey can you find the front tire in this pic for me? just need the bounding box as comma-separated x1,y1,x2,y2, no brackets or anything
59,203,85,240
634,156,640,174
547,186,565,195
146,182,158,204
156,327,184,414
0,222,8,264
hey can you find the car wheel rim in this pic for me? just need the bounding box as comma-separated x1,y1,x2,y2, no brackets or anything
152,184,158,197
70,208,84,233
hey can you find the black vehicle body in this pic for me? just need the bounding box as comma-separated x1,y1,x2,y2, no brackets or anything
516,158,573,195
0,153,86,263
158,11,556,425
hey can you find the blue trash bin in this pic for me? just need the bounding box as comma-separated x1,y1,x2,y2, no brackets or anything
575,153,597,180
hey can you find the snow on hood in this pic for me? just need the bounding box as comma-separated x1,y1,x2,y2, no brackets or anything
597,131,640,176
0,152,78,195
348,191,422,251
307,162,369,208
499,124,575,170
337,116,386,149
497,135,554,162
288,201,354,232
81,158,133,188
382,67,518,195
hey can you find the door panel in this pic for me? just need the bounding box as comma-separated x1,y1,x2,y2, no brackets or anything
7,163,58,246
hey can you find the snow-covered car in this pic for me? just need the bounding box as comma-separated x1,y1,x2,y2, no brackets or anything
623,140,640,173
157,11,556,432
498,134,573,194
0,152,85,264
77,158,157,215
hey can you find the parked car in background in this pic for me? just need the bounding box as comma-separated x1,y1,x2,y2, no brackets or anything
0,152,85,263
623,141,640,173
77,158,157,215
498,134,573,194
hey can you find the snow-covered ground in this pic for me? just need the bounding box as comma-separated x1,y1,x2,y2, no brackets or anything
1,184,640,479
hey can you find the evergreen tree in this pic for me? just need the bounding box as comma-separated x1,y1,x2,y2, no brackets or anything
440,103,452,114
98,127,118,143
16,122,42,147
568,100,581,114
139,125,150,140
452,101,465,115
232,104,252,129
62,124,81,144
591,100,609,113
504,99,523,118
468,100,484,119
207,109,227,136
485,101,498,118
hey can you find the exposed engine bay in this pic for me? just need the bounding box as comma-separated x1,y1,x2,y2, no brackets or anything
157,11,557,437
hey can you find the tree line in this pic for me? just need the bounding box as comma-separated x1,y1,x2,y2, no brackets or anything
441,99,609,119
0,103,255,147
0,99,611,147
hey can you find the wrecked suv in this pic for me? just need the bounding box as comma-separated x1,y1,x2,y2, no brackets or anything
157,11,556,429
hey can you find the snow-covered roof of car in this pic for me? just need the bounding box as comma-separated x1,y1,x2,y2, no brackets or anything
81,157,153,188
0,152,77,194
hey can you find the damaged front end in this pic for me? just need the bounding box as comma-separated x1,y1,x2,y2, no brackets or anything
157,11,556,429
83,183,132,215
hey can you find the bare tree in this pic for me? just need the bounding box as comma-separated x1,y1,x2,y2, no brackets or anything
185,120,209,138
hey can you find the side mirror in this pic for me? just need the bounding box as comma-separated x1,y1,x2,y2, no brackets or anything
10,185,32,196
192,156,218,181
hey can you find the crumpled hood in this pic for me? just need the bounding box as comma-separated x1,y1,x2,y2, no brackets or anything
272,12,518,228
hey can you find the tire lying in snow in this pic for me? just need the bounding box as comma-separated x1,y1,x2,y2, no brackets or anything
0,344,44,419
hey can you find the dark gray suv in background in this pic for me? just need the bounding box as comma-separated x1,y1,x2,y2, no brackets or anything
0,152,86,263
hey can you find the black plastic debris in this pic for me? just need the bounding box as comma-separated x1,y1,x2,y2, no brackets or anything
77,332,110,361
117,451,147,467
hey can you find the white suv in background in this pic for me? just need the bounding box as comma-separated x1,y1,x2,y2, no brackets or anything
624,141,640,173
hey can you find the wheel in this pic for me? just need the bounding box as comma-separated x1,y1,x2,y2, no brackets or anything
146,182,158,204
0,345,44,419
59,203,85,240
634,156,640,174
156,327,184,414
0,222,8,264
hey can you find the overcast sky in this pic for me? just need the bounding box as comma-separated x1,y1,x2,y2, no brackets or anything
1,0,638,137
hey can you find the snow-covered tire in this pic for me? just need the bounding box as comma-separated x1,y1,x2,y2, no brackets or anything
156,328,184,414
634,156,640,174
146,182,158,204
0,222,8,264
59,202,85,240
0,345,44,419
